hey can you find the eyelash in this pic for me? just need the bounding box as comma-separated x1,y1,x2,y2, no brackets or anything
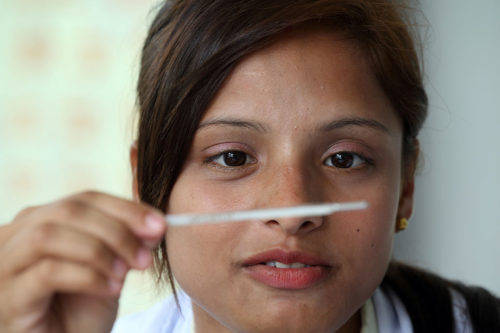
323,151,373,169
203,150,256,169
204,150,373,170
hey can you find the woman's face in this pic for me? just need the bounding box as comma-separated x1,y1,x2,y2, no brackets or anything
166,29,414,333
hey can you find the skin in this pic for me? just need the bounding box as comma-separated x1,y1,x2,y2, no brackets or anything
0,192,166,333
162,28,415,333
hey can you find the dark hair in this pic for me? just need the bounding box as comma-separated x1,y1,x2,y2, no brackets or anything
135,0,499,331
137,0,427,286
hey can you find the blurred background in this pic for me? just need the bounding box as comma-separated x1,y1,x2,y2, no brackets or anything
1,0,498,318
0,0,165,317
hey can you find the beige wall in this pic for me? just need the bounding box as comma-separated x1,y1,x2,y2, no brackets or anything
0,0,166,317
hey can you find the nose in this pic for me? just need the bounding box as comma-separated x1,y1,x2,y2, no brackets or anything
266,215,323,235
258,165,324,235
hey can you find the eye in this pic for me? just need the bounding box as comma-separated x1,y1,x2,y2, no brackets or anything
324,152,366,168
208,150,252,167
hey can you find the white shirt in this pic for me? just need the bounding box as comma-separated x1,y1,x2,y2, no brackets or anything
111,287,472,333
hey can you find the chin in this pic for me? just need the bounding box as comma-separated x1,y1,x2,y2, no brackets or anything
232,299,349,333
235,318,341,333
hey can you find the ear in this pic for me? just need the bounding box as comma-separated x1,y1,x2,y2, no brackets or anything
129,140,140,202
396,140,419,231
396,175,415,225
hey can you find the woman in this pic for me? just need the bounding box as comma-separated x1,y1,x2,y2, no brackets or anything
0,0,498,332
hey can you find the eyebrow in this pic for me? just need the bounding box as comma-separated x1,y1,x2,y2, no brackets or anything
198,118,268,133
198,116,390,135
318,117,390,134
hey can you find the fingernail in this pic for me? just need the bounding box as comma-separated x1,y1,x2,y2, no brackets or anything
143,239,159,249
112,259,128,278
136,248,152,268
108,279,122,293
145,213,165,232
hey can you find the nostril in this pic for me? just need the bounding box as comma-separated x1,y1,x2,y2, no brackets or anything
265,220,280,227
301,221,315,230
264,217,322,235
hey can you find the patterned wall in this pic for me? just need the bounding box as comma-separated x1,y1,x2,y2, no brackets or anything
0,0,167,317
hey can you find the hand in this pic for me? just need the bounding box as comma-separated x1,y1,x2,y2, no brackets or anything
0,191,166,333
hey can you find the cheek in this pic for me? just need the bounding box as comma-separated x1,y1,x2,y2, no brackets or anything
166,224,242,296
167,166,255,215
166,164,260,294
337,171,401,293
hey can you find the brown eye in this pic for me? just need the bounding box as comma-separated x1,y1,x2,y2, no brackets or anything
208,150,250,167
223,151,247,166
324,152,364,168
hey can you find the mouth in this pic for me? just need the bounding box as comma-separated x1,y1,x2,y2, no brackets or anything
242,249,332,290
263,261,313,268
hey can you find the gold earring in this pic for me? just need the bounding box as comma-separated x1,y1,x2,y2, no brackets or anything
396,217,408,231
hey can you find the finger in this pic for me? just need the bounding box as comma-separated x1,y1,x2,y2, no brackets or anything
43,201,153,270
0,206,42,245
10,192,166,247
9,258,122,316
0,222,128,280
7,193,158,269
68,191,167,240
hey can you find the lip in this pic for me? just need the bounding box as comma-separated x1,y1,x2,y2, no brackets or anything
242,249,332,290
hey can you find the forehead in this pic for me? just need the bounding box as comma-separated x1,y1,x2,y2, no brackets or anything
204,27,401,134
238,28,363,79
